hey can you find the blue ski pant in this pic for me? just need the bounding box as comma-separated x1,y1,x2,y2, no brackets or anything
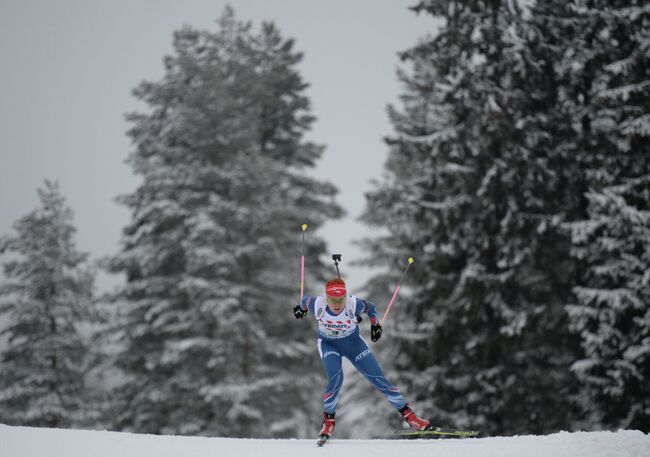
317,332,407,414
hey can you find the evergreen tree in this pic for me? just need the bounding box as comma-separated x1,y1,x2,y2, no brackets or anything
0,181,96,428
361,0,587,435
105,8,342,437
569,181,650,431
563,0,650,431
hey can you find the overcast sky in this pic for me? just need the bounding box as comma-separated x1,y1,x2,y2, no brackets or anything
0,0,436,293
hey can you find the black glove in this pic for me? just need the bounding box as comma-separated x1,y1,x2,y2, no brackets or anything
293,305,307,319
371,323,383,342
356,315,363,324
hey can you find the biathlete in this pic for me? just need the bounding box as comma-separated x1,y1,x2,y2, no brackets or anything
293,277,432,441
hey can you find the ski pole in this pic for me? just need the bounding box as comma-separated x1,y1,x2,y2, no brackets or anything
380,257,414,326
300,224,308,301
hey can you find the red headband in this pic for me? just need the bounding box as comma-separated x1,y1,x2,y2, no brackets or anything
326,282,347,298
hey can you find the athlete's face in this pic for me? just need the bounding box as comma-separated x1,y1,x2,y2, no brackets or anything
326,295,345,313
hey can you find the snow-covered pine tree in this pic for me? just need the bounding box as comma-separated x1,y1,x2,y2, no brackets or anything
0,181,96,428
569,181,650,431
105,7,342,437
361,0,587,435
562,0,650,432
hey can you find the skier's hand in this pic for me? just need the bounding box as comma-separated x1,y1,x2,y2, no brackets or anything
371,323,383,342
356,314,363,324
293,305,307,319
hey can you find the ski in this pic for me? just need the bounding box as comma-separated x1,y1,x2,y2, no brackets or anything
316,434,330,447
395,428,480,439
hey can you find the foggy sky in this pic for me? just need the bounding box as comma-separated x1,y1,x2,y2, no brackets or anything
0,0,436,293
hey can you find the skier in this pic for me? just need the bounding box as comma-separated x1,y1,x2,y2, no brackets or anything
293,277,432,444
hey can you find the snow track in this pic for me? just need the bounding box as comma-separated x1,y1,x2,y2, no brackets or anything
1,425,648,457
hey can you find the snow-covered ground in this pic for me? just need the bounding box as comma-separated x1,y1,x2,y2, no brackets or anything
1,425,648,457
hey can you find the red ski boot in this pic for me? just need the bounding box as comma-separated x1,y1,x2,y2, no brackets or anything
399,404,433,431
317,412,335,446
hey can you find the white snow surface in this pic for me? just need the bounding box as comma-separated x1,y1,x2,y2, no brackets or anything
1,425,649,457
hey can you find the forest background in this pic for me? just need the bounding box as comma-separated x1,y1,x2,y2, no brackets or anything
0,0,648,439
